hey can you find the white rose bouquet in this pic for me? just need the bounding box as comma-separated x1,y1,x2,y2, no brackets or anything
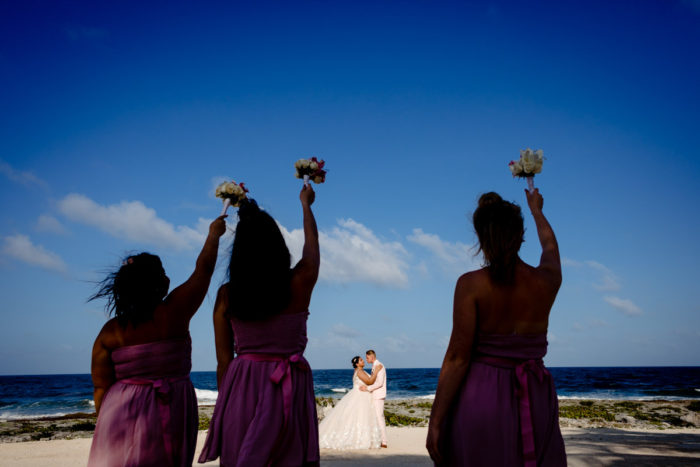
509,148,544,191
294,157,327,185
215,180,249,215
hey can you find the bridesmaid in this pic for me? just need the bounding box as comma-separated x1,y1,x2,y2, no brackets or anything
88,216,226,467
427,189,566,466
199,185,320,466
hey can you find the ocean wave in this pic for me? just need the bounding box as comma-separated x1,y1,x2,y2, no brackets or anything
331,388,349,393
195,388,218,405
558,395,700,401
416,394,435,400
0,411,69,421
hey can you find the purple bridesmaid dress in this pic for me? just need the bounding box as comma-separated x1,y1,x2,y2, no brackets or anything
198,311,319,466
442,333,566,467
88,335,198,467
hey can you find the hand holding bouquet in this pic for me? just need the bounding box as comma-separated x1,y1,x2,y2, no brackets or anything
294,157,327,185
215,180,249,215
509,148,544,191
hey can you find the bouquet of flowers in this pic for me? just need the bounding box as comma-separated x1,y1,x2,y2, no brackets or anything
215,180,249,215
294,157,327,185
509,148,544,191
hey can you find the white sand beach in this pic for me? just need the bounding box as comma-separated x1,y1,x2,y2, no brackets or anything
1,426,699,466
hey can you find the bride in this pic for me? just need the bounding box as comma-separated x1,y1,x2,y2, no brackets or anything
318,356,383,449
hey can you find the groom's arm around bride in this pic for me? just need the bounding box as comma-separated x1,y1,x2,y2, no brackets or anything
360,350,388,447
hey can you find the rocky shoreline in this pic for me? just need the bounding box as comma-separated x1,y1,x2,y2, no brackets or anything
1,398,698,443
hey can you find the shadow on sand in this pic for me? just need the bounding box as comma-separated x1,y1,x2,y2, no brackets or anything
564,428,700,466
320,453,431,466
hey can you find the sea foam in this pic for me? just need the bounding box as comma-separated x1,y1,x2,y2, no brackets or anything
195,388,219,405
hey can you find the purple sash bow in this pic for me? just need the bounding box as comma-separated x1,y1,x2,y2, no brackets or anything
474,355,550,467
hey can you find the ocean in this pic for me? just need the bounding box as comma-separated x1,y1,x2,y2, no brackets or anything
1,367,698,420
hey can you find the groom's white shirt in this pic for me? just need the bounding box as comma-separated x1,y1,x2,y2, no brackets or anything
367,359,386,400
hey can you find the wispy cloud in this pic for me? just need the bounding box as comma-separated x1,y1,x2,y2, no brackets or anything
604,296,643,316
2,234,67,273
279,218,409,288
331,323,362,338
309,323,364,353
57,193,207,251
384,334,415,353
585,260,620,291
563,258,621,291
0,160,48,189
36,215,69,235
407,228,479,274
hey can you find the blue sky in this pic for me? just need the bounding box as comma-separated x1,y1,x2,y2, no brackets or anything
1,1,699,374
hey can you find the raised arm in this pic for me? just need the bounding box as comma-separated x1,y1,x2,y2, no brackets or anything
291,185,320,303
165,215,227,322
427,274,478,464
525,188,561,286
213,285,234,388
355,365,382,385
91,325,116,416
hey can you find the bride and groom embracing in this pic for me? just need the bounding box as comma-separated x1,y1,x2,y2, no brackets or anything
319,350,388,450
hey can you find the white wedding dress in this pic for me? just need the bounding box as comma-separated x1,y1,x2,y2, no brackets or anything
318,370,382,449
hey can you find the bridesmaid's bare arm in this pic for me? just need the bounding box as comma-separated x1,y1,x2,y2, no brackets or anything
427,273,478,464
91,324,116,416
526,188,561,288
290,186,319,308
165,216,227,324
213,286,234,388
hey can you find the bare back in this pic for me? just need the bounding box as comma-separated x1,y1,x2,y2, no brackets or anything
467,260,560,336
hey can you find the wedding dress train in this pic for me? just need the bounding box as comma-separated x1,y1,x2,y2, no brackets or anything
318,371,382,450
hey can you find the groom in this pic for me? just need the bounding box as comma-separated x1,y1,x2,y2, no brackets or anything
360,349,387,448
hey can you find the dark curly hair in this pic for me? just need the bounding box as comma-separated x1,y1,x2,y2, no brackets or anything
351,356,361,368
226,199,292,321
89,253,169,327
473,192,524,284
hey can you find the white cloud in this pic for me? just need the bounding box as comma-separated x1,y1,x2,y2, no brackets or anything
309,323,364,353
2,234,67,273
561,257,581,267
331,323,362,339
384,334,414,353
36,215,69,235
0,160,48,189
279,218,409,288
407,228,479,274
604,296,643,316
57,194,207,251
585,260,620,291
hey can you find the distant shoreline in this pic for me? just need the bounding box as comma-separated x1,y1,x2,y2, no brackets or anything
1,398,698,444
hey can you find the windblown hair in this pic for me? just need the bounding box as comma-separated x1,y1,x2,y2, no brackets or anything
351,356,361,369
365,350,376,357
89,253,168,327
473,192,524,284
227,199,292,321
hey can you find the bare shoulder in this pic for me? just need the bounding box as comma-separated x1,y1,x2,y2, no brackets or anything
456,268,488,293
216,283,228,302
214,283,229,315
527,260,562,291
95,318,121,351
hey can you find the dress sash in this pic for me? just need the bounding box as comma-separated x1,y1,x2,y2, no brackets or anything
473,355,550,467
119,375,191,465
236,352,311,428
